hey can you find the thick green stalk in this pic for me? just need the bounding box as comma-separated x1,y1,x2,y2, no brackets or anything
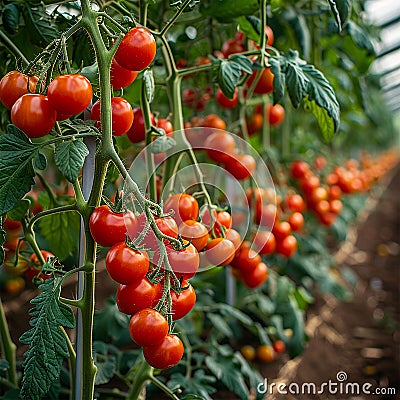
0,298,17,387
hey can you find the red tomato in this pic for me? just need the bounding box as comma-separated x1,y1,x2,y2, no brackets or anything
129,308,168,346
89,205,138,247
216,88,238,109
3,216,22,233
313,200,330,216
214,211,232,236
288,212,304,232
156,118,173,135
267,104,285,126
116,278,157,315
91,97,134,136
224,153,256,180
300,175,320,196
178,220,209,251
319,211,336,226
246,112,263,136
257,345,275,363
167,243,199,280
241,262,268,289
205,238,236,266
253,231,276,255
11,94,56,138
273,340,286,354
106,243,149,284
202,114,226,131
265,25,274,46
225,228,242,252
328,185,342,200
126,107,155,143
115,27,156,71
164,193,199,225
275,235,297,257
141,215,179,252
231,244,261,272
171,281,196,320
110,58,138,90
0,71,38,110
47,74,92,115
286,194,306,213
247,68,274,95
290,161,310,180
204,131,236,164
329,199,343,215
143,334,184,369
272,221,291,240
199,207,218,233
309,187,328,204
256,203,278,229
221,38,245,58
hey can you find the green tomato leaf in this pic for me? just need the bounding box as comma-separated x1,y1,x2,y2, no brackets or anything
234,352,264,398
346,21,375,55
0,389,20,399
93,342,118,385
237,15,260,43
93,299,130,342
150,136,176,154
39,210,80,260
229,54,253,74
285,55,308,108
2,3,20,34
327,0,352,31
34,152,47,170
205,355,249,400
7,199,30,221
269,57,285,104
216,56,252,99
207,313,233,338
0,127,37,215
22,4,58,45
19,277,75,400
284,7,311,58
283,50,340,139
54,140,89,183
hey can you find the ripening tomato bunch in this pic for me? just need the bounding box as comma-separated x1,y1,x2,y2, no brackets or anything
245,187,299,259
0,71,93,138
240,339,286,364
290,159,346,227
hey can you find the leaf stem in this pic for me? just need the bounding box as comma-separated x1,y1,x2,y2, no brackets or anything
159,0,193,36
148,375,180,400
0,30,29,65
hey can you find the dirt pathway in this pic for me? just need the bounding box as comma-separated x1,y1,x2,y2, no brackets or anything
264,165,400,400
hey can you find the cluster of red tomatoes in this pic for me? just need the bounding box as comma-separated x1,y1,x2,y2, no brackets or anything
249,188,301,259
290,159,347,226
0,26,157,140
0,71,93,138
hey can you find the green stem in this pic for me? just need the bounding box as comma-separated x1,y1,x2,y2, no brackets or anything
148,375,180,400
126,354,152,400
0,29,29,65
28,204,78,231
159,0,193,36
0,297,17,386
140,77,157,201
